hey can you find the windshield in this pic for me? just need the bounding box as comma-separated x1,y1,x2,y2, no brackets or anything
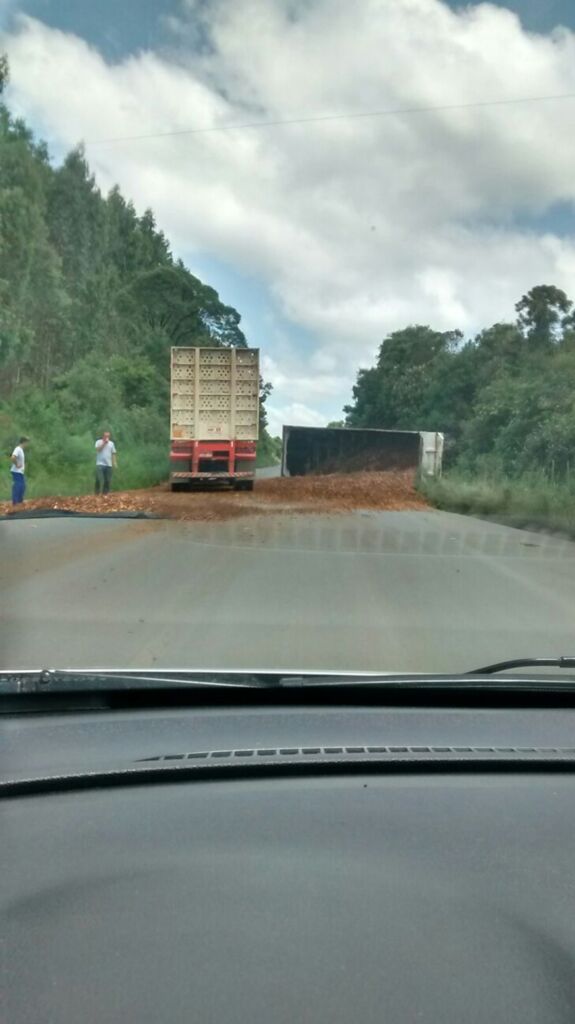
1,0,575,682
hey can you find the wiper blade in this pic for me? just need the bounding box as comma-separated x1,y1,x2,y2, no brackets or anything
467,657,575,676
0,668,437,694
4,663,575,696
0,668,277,694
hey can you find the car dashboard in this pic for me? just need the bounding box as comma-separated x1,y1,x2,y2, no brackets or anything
4,692,575,1023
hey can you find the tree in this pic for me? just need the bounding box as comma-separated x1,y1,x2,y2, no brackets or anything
259,379,273,430
456,352,575,476
345,325,461,429
0,88,270,491
105,187,141,276
343,285,575,479
136,209,171,269
515,285,572,349
0,54,9,94
47,146,106,288
117,265,247,363
0,106,72,388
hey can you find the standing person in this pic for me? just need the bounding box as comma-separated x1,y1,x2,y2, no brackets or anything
10,436,29,506
95,431,117,495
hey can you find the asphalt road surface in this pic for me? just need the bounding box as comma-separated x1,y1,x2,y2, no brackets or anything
2,508,575,673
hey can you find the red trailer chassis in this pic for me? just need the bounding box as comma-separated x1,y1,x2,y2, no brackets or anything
169,439,256,490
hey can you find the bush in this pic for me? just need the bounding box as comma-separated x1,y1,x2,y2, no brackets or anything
0,370,170,498
256,431,281,468
421,470,575,536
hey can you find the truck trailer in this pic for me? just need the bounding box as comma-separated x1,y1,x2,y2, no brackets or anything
281,425,443,478
170,346,259,490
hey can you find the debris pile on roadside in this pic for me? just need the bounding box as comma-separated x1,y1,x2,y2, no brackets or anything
314,452,413,475
0,469,428,521
258,470,427,510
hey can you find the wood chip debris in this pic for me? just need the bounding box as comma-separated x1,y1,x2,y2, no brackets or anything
0,470,428,522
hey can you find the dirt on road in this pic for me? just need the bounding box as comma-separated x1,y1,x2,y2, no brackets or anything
0,470,428,521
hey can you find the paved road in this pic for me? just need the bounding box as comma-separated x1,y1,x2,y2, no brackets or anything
2,508,575,673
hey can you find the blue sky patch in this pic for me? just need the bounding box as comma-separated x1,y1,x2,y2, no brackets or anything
1,0,177,58
4,1,575,55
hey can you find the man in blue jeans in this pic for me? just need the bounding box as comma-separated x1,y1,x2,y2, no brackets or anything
95,431,117,495
10,436,29,506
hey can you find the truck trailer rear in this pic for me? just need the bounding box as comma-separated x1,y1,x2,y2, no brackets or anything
170,346,259,490
281,425,443,477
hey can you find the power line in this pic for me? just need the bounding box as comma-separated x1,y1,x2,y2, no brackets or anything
86,90,575,145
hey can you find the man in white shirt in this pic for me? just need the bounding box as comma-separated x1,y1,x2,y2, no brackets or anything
95,432,117,495
10,435,29,506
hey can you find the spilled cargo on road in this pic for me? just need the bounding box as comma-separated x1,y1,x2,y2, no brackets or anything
281,426,443,477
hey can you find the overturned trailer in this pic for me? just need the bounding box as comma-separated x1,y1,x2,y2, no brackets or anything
281,426,443,477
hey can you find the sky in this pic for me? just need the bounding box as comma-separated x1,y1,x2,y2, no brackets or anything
2,0,575,434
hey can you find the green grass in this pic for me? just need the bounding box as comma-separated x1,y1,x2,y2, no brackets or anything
2,437,282,501
421,470,575,537
2,445,169,501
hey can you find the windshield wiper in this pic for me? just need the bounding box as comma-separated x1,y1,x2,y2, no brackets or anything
4,660,575,696
0,668,428,694
0,668,276,694
467,657,575,675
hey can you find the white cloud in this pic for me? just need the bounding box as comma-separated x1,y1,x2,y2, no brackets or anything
266,402,327,437
262,353,349,401
4,1,575,426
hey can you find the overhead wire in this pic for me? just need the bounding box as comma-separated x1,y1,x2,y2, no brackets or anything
86,90,575,145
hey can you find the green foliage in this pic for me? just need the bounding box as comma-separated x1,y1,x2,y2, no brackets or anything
345,285,575,479
421,470,575,537
0,54,9,94
345,325,462,432
515,285,572,349
0,90,271,496
257,433,282,467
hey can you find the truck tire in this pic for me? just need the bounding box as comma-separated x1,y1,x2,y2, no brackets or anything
234,480,254,492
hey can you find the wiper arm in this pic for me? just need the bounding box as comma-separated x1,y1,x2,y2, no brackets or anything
467,657,575,676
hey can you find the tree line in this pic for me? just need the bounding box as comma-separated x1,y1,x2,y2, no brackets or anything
0,57,274,493
344,284,575,478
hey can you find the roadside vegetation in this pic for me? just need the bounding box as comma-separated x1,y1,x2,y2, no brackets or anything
256,433,282,469
0,58,276,501
420,472,575,537
345,277,575,531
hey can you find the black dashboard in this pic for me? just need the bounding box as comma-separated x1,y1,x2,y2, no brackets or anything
4,693,575,1023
